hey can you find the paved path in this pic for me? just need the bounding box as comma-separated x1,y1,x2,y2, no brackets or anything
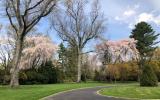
43,86,124,100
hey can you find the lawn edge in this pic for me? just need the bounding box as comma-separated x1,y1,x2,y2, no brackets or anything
97,89,141,100
96,89,160,100
40,85,109,100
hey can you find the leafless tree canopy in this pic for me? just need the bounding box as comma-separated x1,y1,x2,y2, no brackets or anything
52,0,105,50
5,0,57,37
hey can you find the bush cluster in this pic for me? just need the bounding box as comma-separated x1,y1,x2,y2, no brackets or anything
94,61,160,83
0,61,63,85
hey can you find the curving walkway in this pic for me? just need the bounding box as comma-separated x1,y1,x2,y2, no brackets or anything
43,86,124,100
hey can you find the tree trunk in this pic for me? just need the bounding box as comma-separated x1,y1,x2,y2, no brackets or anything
10,38,23,88
77,49,82,83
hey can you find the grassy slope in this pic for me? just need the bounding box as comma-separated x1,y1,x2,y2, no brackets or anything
100,85,160,99
0,82,109,100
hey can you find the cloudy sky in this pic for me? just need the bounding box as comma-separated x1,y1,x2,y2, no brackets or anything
40,0,160,45
0,0,160,46
99,0,160,42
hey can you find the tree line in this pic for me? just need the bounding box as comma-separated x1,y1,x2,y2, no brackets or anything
0,0,159,88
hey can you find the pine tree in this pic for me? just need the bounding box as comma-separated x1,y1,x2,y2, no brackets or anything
58,43,78,81
130,22,160,86
66,46,78,81
58,43,67,73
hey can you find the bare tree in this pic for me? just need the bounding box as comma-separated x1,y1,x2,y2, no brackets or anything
3,0,57,87
51,0,105,82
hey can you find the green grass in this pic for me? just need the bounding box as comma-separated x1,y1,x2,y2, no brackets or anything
100,85,160,99
0,82,109,100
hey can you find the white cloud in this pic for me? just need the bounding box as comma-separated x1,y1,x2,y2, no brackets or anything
128,23,134,29
107,1,160,30
114,9,136,21
154,16,160,25
115,16,121,21
137,13,153,22
124,10,136,17
114,4,138,21
136,13,160,25
128,12,160,29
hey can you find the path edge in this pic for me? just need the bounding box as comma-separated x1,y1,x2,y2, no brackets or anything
40,86,109,100
96,89,160,100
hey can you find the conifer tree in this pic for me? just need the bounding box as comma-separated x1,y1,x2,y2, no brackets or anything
130,22,160,86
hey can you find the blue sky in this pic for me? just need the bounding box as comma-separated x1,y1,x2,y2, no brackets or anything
38,0,160,46
100,0,160,41
0,0,160,46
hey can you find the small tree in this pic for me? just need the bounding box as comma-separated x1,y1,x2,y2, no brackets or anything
58,43,67,73
58,44,78,81
130,22,160,86
65,45,78,81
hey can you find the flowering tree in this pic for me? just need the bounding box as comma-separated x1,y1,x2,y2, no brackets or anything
0,36,13,84
19,35,57,70
96,38,139,64
0,35,57,83
153,48,160,60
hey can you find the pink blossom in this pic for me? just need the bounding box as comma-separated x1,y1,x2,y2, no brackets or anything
19,36,58,70
96,38,139,63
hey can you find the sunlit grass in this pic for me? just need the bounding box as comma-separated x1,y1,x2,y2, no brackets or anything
0,82,109,100
100,84,160,99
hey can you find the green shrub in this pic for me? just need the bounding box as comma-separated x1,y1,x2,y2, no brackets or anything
140,64,158,87
19,61,63,85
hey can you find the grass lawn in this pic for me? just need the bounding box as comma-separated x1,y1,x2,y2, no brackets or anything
100,85,160,99
0,82,110,100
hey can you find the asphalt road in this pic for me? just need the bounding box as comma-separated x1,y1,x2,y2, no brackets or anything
43,86,125,100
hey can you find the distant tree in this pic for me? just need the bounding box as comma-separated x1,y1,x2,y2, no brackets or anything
130,22,160,86
153,48,160,60
106,64,119,83
81,54,95,82
58,44,78,82
51,0,105,82
58,43,67,73
3,0,57,87
96,39,139,64
65,45,78,81
0,37,12,84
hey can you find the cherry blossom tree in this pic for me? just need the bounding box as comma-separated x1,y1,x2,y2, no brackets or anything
0,34,57,84
96,38,139,64
0,36,13,84
19,35,57,70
